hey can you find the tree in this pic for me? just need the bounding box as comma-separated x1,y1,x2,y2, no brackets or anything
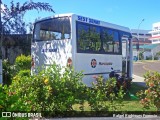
139,51,144,60
1,0,54,34
155,51,160,60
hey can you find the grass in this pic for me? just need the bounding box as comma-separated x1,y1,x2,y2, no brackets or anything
124,82,146,100
129,82,146,93
72,83,157,112
73,101,157,112
134,60,160,63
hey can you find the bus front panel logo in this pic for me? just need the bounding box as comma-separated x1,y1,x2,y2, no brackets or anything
91,59,97,68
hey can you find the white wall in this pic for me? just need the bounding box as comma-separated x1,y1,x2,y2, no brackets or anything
133,50,138,57
143,51,152,59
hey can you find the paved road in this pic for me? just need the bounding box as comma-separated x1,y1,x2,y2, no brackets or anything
133,61,160,77
133,61,160,87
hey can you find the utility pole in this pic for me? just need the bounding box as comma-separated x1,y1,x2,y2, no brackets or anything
137,19,145,61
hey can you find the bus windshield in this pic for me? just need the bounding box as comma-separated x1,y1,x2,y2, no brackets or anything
34,17,71,41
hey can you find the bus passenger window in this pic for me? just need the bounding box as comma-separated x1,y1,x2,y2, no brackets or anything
34,17,71,41
89,26,101,52
77,24,90,51
101,28,120,54
113,31,120,53
77,22,101,53
101,28,113,53
76,22,120,54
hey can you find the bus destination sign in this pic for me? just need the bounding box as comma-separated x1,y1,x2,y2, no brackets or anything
78,16,100,25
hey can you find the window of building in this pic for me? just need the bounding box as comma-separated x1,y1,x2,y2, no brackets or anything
139,33,144,36
153,32,159,35
132,33,137,35
153,40,158,42
146,34,150,36
139,38,144,41
154,27,158,31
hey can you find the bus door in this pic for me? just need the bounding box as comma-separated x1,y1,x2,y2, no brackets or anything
122,37,132,78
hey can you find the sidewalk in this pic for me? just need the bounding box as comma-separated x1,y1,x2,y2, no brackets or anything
132,74,146,87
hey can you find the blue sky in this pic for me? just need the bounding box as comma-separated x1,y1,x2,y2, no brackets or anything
2,0,160,30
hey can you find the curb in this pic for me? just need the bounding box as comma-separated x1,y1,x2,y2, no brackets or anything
132,74,146,87
132,74,144,82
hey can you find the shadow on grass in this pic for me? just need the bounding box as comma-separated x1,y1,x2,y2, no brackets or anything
124,82,146,101
116,83,157,111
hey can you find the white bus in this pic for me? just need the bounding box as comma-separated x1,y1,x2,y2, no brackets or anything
31,13,133,86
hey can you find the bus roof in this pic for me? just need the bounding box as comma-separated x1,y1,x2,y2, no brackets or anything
35,13,131,33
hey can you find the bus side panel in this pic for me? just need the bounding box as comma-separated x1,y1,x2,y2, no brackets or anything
71,14,77,70
75,53,122,86
31,39,72,72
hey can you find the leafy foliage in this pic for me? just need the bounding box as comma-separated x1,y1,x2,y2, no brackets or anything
0,64,125,117
2,55,31,86
0,55,127,117
0,63,86,117
154,51,160,60
1,0,54,34
137,72,160,111
139,51,144,60
2,59,12,85
15,54,31,71
87,75,125,111
0,84,8,111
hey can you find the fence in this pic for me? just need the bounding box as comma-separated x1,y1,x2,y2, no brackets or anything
1,34,32,64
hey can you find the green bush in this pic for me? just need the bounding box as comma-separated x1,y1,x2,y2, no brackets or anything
2,59,12,85
15,54,31,71
146,56,152,60
16,69,30,77
139,51,144,60
2,63,85,116
0,60,126,117
86,75,125,111
2,55,31,85
0,84,8,111
45,65,86,113
154,56,159,60
137,72,160,111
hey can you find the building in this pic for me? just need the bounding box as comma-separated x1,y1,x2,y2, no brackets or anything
131,29,151,46
131,29,152,60
149,22,160,44
133,44,160,60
